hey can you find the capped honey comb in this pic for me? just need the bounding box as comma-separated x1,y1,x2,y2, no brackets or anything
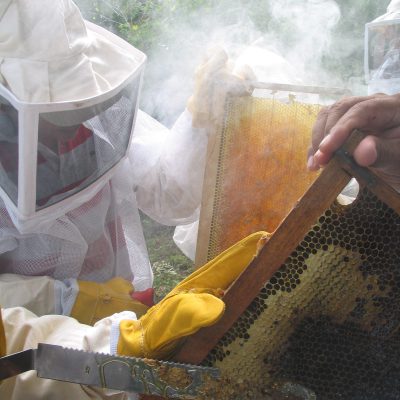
202,186,400,400
170,86,398,400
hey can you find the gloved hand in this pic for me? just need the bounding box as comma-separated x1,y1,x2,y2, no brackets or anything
117,231,270,360
187,46,256,129
71,277,152,326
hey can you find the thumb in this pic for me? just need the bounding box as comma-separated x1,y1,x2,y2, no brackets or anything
354,135,400,190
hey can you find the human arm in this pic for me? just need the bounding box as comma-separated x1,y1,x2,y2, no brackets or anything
129,109,208,226
0,231,267,399
307,93,400,191
130,48,253,226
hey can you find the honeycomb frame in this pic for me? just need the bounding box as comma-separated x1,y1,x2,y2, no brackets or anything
195,82,350,268
171,131,400,400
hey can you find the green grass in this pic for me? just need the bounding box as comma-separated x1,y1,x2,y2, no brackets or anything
140,212,194,302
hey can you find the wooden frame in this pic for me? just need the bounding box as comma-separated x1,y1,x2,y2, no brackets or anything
195,82,350,267
141,84,400,399
141,132,400,400
173,132,400,366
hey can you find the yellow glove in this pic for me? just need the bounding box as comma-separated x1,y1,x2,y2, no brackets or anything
118,231,270,360
71,278,150,326
187,46,256,129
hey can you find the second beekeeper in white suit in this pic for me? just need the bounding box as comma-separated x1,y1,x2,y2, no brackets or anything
0,0,249,322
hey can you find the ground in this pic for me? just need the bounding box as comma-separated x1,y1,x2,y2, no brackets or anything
140,212,194,302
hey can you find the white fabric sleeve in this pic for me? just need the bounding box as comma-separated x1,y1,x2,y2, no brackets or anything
129,109,208,226
0,306,137,400
0,274,78,317
173,214,200,261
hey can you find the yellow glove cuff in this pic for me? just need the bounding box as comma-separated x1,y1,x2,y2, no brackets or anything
71,278,149,325
169,231,269,297
118,292,224,359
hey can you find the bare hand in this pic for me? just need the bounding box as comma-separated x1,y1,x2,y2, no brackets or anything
307,93,400,191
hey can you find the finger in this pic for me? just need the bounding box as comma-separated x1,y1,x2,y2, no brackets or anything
321,96,371,137
307,97,365,170
320,93,387,139
378,124,400,140
355,135,400,169
353,136,378,167
310,105,330,156
319,95,400,157
355,136,400,191
310,149,331,169
318,95,386,148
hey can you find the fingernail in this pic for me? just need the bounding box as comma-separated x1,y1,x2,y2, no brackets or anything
307,155,316,170
314,150,328,167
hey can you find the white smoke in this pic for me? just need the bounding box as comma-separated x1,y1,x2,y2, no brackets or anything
268,0,341,83
75,0,388,125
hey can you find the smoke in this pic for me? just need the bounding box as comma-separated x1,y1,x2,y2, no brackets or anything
75,0,388,126
268,0,341,83
134,3,268,126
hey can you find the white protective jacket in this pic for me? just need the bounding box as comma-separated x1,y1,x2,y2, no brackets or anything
0,108,208,315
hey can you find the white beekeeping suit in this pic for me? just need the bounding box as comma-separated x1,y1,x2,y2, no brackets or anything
0,0,211,319
366,0,400,94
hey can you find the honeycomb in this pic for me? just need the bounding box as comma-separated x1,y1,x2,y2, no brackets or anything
197,94,321,265
202,186,400,400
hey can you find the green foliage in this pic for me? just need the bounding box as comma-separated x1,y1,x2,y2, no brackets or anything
76,0,390,91
79,0,233,54
77,0,163,49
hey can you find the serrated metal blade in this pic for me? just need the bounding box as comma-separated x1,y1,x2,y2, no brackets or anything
35,344,220,398
0,348,35,380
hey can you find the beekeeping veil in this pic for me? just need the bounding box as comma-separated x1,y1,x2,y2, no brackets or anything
365,0,400,94
0,0,146,232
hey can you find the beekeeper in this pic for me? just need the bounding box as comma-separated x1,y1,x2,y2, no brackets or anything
0,2,266,399
365,0,400,95
0,0,255,325
308,0,400,192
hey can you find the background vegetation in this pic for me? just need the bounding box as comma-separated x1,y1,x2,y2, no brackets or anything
76,0,388,299
77,0,386,123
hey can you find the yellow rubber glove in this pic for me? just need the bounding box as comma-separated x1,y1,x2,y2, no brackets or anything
187,47,256,129
71,277,150,326
118,231,270,360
